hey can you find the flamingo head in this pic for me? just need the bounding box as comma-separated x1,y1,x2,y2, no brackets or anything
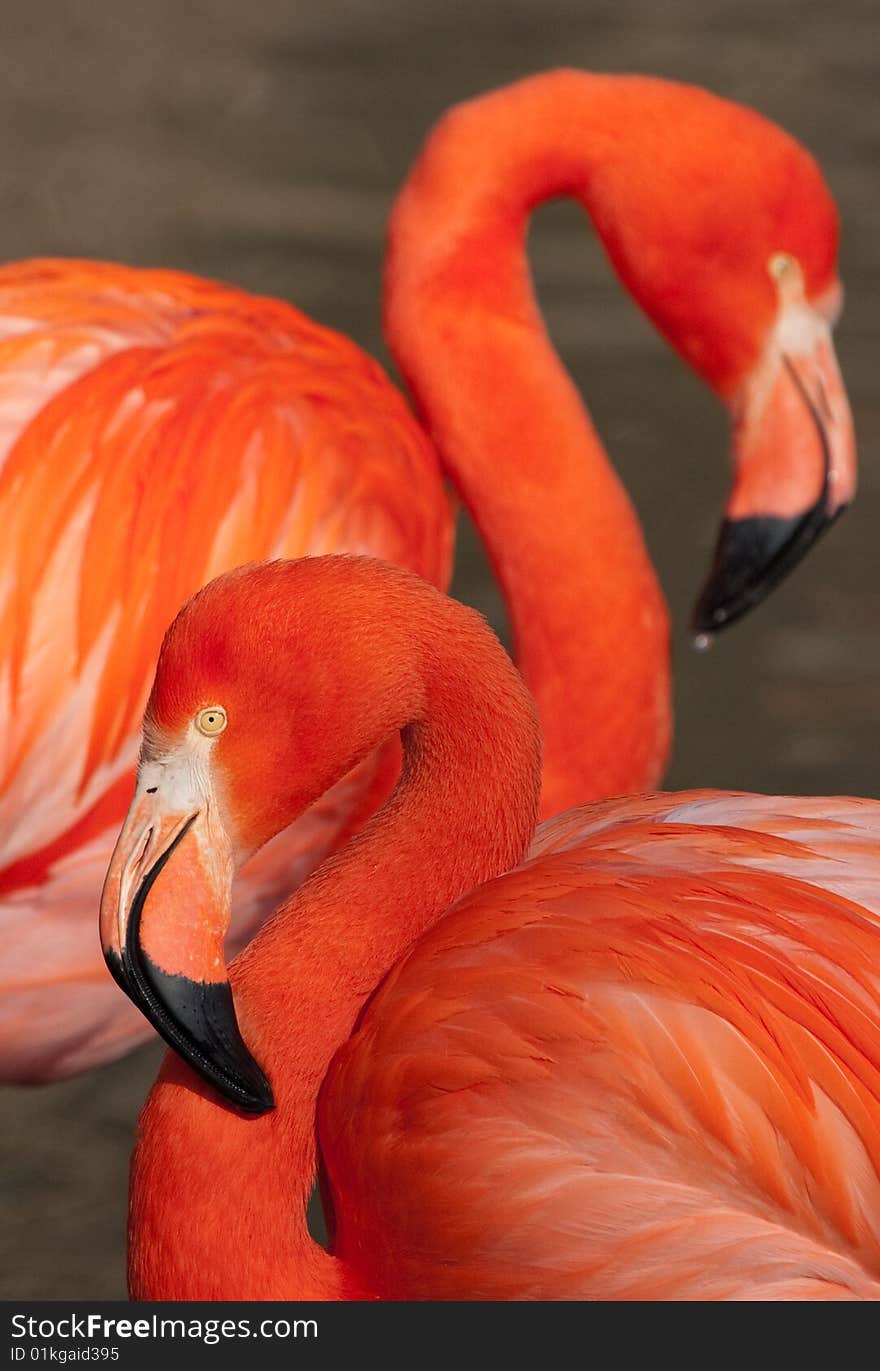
584,80,855,634
99,557,428,1115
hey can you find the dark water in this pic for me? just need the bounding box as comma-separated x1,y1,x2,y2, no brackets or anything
1,0,878,1297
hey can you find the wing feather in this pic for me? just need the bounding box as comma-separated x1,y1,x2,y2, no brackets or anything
0,259,449,868
324,792,880,1298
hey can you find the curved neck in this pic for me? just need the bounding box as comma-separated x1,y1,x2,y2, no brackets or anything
128,592,541,1300
385,70,672,815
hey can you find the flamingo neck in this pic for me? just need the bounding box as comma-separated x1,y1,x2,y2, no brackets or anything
385,70,673,815
128,589,541,1300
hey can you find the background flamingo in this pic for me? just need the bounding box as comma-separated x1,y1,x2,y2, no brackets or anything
103,557,880,1300
0,72,854,1084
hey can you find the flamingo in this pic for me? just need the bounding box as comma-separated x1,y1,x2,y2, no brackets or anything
4,71,856,1082
102,556,880,1300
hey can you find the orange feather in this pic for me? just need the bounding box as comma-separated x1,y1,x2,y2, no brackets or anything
325,794,880,1298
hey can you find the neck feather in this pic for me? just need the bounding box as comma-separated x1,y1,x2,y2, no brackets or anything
128,581,540,1299
385,70,672,814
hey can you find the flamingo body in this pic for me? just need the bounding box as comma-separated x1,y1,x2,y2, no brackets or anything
325,792,880,1299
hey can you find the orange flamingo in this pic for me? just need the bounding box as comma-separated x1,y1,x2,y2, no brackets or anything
102,556,880,1300
4,71,856,1081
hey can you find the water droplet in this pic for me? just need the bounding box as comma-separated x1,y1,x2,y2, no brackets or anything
692,632,714,654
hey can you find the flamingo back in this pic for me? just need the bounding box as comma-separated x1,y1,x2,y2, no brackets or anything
323,792,880,1299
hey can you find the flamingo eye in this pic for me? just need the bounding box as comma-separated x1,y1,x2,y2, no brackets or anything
768,251,798,282
195,706,227,737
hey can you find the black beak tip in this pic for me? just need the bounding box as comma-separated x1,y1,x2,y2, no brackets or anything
135,957,277,1117
691,590,736,638
691,507,839,638
691,574,749,637
234,1063,276,1116
115,929,275,1117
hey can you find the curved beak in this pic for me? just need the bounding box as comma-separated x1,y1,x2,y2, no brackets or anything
693,316,855,638
99,780,274,1115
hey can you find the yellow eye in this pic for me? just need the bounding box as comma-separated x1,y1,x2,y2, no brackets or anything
768,251,798,282
195,706,227,737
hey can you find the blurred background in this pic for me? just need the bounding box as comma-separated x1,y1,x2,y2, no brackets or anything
0,0,877,1297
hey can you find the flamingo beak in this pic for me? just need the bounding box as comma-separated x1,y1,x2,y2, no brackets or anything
99,780,274,1115
692,316,855,639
